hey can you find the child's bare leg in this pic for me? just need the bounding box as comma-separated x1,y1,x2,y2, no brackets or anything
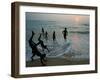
31,53,35,61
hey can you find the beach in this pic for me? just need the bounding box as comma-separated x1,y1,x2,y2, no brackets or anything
26,57,89,67
26,13,90,67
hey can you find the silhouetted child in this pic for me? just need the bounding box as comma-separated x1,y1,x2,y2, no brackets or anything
42,27,44,37
38,34,49,52
45,31,48,40
62,28,68,40
28,31,46,66
53,31,56,41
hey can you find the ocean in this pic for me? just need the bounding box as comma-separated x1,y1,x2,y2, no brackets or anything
26,20,89,62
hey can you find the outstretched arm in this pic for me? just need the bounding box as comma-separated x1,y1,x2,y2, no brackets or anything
35,34,42,46
28,31,36,46
36,41,41,46
38,34,42,41
28,31,36,48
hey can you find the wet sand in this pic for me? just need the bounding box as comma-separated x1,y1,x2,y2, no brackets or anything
26,57,89,67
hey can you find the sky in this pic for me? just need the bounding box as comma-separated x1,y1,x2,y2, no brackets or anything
26,12,90,26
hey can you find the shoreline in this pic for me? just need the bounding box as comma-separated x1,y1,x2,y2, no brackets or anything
26,57,89,67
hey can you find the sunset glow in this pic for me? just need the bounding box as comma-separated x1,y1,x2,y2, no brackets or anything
26,12,89,27
75,16,80,22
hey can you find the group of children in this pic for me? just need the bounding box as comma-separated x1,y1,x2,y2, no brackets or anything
28,28,68,66
41,27,68,41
